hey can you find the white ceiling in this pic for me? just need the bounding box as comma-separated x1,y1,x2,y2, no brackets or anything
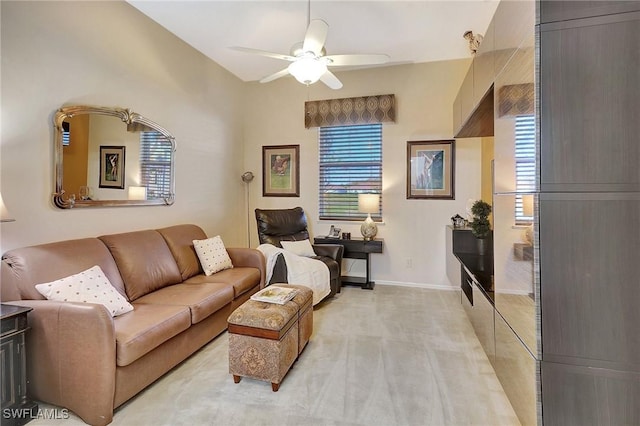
128,0,500,83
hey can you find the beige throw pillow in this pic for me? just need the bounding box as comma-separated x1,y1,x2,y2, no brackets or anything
280,239,316,257
193,235,234,276
35,265,133,317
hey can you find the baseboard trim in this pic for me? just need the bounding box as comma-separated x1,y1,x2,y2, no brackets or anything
374,280,459,291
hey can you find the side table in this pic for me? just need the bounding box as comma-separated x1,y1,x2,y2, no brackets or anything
314,237,383,290
1,304,38,426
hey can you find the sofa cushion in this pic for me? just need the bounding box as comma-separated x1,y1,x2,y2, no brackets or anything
1,238,127,302
35,265,133,317
157,224,207,281
193,236,233,276
134,282,233,324
114,304,191,367
99,230,182,301
184,267,261,299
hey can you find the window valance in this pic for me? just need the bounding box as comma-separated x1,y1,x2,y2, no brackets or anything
498,84,534,117
305,94,396,129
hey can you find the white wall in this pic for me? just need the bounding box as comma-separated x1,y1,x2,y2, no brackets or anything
0,1,247,253
244,61,482,288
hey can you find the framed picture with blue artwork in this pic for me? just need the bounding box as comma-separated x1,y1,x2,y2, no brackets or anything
407,140,455,200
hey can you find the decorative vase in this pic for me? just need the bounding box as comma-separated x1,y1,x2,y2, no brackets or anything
477,238,488,256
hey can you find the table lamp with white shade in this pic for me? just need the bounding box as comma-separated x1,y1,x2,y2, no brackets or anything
358,193,379,241
128,186,147,200
0,192,15,222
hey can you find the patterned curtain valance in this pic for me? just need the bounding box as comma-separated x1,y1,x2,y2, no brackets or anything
305,94,396,128
498,84,534,117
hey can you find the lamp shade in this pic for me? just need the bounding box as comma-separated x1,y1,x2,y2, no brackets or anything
128,186,147,200
358,193,379,214
522,194,534,217
288,57,327,85
0,192,15,222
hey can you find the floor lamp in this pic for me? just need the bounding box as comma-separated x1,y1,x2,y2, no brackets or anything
241,172,254,247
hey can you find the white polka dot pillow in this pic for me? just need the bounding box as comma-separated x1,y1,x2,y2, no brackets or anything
193,235,234,276
35,265,133,317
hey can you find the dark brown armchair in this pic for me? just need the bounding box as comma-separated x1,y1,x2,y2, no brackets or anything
255,207,343,300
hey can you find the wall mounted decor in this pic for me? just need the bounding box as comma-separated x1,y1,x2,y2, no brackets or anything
99,146,125,189
407,140,455,199
53,105,176,209
262,145,300,197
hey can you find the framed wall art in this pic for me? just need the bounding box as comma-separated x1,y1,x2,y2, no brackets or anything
99,146,125,189
262,145,300,197
407,140,455,200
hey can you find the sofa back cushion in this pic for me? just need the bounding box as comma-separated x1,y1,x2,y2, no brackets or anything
1,238,127,301
157,224,207,281
99,230,181,301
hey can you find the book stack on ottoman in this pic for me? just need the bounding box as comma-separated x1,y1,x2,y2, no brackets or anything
227,284,313,391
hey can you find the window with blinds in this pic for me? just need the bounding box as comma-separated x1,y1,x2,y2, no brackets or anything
140,131,173,199
62,122,70,146
319,124,382,221
515,115,536,223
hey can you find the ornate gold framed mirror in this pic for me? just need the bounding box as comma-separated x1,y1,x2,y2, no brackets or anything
53,105,176,209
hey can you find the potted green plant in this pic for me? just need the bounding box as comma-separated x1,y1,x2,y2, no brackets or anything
469,200,492,255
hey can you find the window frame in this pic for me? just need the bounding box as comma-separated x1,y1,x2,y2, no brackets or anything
318,123,382,222
514,114,536,224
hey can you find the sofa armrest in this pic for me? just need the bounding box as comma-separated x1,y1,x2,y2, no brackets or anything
313,244,344,264
227,248,267,289
7,300,117,426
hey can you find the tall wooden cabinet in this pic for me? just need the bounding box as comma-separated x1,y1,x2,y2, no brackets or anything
537,2,640,424
453,1,640,424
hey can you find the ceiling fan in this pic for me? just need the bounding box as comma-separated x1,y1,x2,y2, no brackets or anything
230,12,389,90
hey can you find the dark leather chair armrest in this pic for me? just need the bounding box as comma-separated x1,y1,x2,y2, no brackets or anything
313,244,344,264
269,253,288,285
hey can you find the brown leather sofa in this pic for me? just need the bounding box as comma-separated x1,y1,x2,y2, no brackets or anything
255,207,343,299
0,224,265,426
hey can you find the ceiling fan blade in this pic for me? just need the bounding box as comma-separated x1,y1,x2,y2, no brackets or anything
229,46,296,62
320,70,343,90
302,19,328,55
324,54,390,67
259,68,290,83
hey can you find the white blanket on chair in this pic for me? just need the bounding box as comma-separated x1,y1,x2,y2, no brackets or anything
257,243,330,305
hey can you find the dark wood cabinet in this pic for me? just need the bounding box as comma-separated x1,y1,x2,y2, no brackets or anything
539,194,640,368
1,304,37,426
539,0,640,24
539,10,640,192
537,2,640,423
313,237,383,290
541,361,640,426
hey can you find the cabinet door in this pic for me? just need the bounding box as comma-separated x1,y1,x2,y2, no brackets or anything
460,62,475,128
494,0,535,74
494,313,538,426
542,361,640,426
539,194,640,370
539,12,640,192
539,0,640,24
0,338,17,409
469,282,495,361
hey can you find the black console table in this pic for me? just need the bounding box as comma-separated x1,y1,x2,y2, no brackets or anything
1,304,38,426
314,237,383,290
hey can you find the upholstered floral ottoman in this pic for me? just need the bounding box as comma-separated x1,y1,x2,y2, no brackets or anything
227,285,313,391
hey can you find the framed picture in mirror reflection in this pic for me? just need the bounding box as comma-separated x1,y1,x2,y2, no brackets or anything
99,146,125,189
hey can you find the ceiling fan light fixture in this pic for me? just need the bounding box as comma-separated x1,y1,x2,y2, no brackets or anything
288,56,327,85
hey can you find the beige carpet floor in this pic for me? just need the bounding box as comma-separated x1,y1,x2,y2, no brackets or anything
31,285,520,426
